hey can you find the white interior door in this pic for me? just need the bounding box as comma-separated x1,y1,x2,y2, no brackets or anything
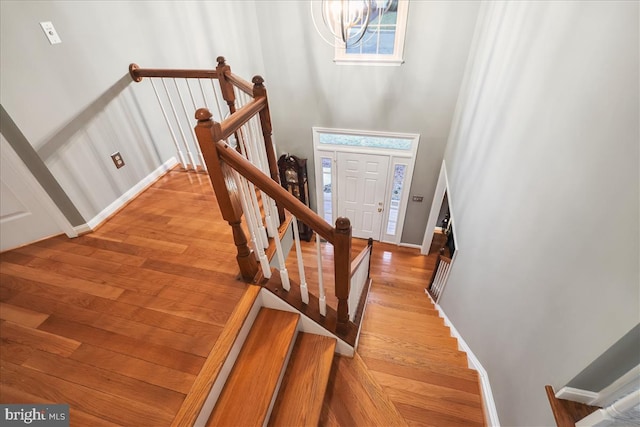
1,136,69,251
336,152,389,240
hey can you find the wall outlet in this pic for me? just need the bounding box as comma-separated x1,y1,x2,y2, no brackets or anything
40,22,61,45
412,195,424,202
111,152,125,169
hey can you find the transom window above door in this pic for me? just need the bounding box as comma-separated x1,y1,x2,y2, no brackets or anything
313,127,419,244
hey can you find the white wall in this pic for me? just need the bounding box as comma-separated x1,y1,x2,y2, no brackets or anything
441,1,639,425
0,1,265,223
253,0,480,244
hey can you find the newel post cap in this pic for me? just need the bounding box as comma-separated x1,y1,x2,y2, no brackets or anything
335,217,351,233
252,75,265,87
195,108,213,122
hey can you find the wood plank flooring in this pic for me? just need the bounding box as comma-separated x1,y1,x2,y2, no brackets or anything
1,169,484,426
288,239,486,426
0,170,246,426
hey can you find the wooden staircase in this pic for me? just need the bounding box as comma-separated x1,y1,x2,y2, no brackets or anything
206,307,336,427
197,290,484,427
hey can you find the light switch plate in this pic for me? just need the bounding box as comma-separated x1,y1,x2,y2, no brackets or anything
40,21,61,44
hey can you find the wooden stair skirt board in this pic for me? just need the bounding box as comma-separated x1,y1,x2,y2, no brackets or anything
204,307,337,427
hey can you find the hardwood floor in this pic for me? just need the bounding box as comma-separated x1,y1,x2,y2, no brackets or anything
0,170,247,426
0,169,484,426
317,241,485,427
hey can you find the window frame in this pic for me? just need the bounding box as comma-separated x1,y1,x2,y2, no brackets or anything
333,0,410,66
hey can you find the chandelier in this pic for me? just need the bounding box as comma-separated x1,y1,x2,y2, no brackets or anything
311,0,392,49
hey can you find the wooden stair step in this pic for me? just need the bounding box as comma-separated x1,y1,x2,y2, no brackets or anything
206,308,299,427
268,333,336,427
321,353,407,426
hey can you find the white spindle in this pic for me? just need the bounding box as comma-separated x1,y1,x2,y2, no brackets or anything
197,79,209,110
163,79,197,170
316,233,327,316
239,120,272,242
433,264,445,299
264,194,290,291
185,79,207,170
210,79,226,121
149,79,187,168
232,171,271,278
236,126,269,247
291,216,309,304
176,79,205,170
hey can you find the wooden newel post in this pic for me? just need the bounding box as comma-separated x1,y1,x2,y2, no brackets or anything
334,217,352,331
252,75,285,224
215,56,236,115
194,108,258,282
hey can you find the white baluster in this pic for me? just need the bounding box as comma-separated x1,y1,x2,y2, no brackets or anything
236,126,269,247
291,215,309,304
264,194,289,291
149,79,187,169
162,79,197,171
185,79,207,170
210,79,225,122
244,118,276,243
197,79,209,109
232,171,271,278
240,121,273,241
316,232,327,316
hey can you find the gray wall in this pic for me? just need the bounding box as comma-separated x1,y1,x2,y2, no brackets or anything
0,1,265,223
440,1,639,425
0,105,85,226
253,0,480,244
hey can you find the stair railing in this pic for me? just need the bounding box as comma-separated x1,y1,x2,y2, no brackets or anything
428,250,452,303
130,58,373,339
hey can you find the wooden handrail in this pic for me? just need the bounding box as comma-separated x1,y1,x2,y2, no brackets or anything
350,243,372,279
212,136,335,243
129,63,218,82
218,97,267,141
227,72,254,95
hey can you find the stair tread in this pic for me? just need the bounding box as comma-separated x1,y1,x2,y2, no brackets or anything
268,333,336,427
207,307,299,427
321,353,407,426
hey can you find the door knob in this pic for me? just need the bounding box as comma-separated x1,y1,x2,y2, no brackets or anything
378,207,383,212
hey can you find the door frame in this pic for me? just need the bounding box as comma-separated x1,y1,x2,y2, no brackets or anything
312,127,419,244
1,137,77,245
421,160,458,255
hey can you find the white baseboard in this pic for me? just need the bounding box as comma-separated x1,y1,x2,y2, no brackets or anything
426,290,501,426
399,242,422,249
78,157,177,232
72,224,92,236
555,387,599,405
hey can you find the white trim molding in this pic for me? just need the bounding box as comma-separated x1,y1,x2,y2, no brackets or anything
426,290,501,426
81,157,177,231
422,159,456,255
556,364,640,407
312,127,419,245
555,387,600,405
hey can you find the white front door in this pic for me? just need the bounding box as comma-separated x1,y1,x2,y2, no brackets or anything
1,136,69,251
336,152,389,240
